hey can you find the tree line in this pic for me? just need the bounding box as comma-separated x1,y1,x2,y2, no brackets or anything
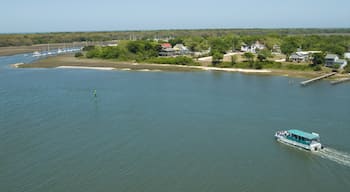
1,28,350,48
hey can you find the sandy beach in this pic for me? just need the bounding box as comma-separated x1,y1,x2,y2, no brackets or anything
15,55,273,74
56,66,115,70
15,55,350,79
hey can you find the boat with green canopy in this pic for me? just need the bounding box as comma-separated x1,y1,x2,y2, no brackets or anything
275,129,322,151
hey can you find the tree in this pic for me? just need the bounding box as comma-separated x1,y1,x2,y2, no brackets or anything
243,52,255,64
311,53,325,66
74,52,83,57
281,37,299,61
212,51,223,65
209,38,229,54
231,55,238,65
257,54,267,62
344,60,350,73
169,38,184,46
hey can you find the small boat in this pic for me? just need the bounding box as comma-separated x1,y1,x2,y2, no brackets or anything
275,129,322,151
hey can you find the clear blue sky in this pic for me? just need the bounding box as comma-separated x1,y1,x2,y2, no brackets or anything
1,0,349,33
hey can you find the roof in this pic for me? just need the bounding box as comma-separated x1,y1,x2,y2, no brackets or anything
290,53,306,58
288,129,319,140
161,43,172,48
325,54,339,59
173,44,188,51
345,53,350,59
335,59,347,64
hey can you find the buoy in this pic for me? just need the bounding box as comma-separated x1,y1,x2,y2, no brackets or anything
93,89,97,97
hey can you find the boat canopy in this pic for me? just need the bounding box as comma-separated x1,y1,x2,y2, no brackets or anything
288,129,319,140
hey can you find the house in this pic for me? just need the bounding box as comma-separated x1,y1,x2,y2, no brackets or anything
159,43,190,56
159,48,175,56
272,44,281,54
159,43,175,56
253,41,265,50
290,52,308,62
173,44,190,55
344,52,350,59
324,54,347,69
161,43,172,49
336,59,348,69
289,51,322,63
325,54,339,67
240,41,265,53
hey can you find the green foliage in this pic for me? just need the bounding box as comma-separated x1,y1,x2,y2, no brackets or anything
212,51,224,65
183,36,209,52
85,40,159,61
243,52,255,63
169,38,184,46
1,29,350,53
257,49,272,61
311,53,325,66
254,62,263,69
146,56,195,65
344,62,350,73
285,64,313,71
217,62,233,68
257,54,267,62
281,37,300,60
86,46,102,58
261,61,282,69
126,40,160,59
209,38,229,54
74,52,83,57
313,65,322,71
231,55,238,65
82,45,95,51
332,64,340,69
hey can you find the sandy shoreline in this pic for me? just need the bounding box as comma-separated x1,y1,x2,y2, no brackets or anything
15,62,271,73
56,66,115,70
14,55,350,79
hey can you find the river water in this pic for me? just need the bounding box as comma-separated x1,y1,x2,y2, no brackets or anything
1,54,349,192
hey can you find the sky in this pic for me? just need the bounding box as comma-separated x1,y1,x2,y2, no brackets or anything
1,0,350,33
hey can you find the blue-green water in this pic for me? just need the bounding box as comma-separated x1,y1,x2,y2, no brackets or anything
1,54,350,192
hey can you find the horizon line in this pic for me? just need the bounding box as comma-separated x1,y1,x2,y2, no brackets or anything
1,27,350,35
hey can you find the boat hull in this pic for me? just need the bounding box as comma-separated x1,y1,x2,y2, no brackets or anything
275,134,322,151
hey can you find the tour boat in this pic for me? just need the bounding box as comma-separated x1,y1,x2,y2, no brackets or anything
275,129,322,151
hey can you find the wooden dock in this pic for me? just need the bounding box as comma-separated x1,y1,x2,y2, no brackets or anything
331,77,350,85
300,72,337,86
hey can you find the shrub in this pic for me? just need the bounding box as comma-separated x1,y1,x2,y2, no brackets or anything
74,52,83,57
313,65,322,71
146,56,195,65
82,45,95,51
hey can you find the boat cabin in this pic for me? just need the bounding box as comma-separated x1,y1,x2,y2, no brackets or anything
286,129,320,145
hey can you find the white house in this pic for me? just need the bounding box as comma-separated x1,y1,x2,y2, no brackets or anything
173,44,189,54
289,51,321,62
289,52,308,62
344,52,350,59
325,54,347,69
240,41,265,53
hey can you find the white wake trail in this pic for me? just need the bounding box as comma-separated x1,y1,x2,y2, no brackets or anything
316,147,350,167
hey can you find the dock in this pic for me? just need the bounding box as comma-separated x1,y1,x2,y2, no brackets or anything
331,77,350,85
300,72,337,86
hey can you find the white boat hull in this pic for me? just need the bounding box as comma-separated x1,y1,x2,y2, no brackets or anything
275,134,322,151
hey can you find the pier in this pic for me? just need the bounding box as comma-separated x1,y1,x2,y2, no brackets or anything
300,72,337,86
331,77,350,85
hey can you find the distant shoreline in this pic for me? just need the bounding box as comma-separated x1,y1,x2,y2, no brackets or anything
0,43,88,57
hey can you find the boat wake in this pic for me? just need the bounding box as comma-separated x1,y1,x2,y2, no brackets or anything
316,147,350,167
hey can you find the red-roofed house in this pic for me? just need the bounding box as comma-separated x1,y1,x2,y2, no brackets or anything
161,43,172,49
